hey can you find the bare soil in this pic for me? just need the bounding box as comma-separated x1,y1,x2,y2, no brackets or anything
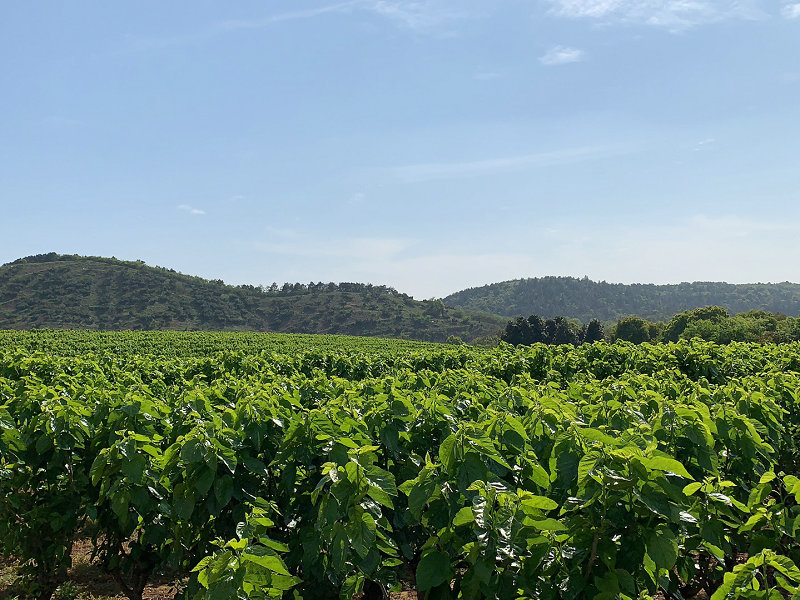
0,541,415,600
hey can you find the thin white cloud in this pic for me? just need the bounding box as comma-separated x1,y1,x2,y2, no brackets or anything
220,2,362,31
126,5,359,51
126,0,480,50
364,1,479,32
369,145,631,184
546,0,765,30
782,3,800,18
178,204,205,216
539,45,584,66
692,137,715,151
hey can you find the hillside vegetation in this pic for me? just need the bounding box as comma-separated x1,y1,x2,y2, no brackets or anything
443,275,800,322
0,253,504,342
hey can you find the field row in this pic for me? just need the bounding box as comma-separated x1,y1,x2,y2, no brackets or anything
1,336,799,599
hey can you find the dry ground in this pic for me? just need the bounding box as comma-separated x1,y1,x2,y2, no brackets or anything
0,541,418,600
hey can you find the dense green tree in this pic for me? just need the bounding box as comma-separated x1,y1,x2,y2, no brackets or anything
502,315,582,346
550,316,579,345
584,319,605,342
527,314,547,343
502,316,532,345
610,316,652,344
662,306,730,342
680,310,800,344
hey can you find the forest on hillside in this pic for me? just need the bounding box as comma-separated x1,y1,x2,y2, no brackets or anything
445,276,800,322
0,254,504,342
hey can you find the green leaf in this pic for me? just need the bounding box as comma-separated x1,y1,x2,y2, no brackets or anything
111,493,130,521
526,518,566,531
363,464,397,509
646,526,678,570
349,511,377,559
453,506,475,526
243,552,291,576
526,460,551,489
194,466,215,496
520,494,559,512
439,434,457,474
767,553,800,580
416,550,451,592
174,482,195,520
408,478,437,519
759,471,777,484
683,482,703,496
181,438,204,464
578,454,598,484
214,475,234,508
243,456,269,478
217,445,238,474
643,456,693,480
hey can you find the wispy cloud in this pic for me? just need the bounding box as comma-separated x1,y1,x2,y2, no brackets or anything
545,0,765,30
369,145,631,184
782,3,800,18
178,204,205,216
692,137,715,151
126,0,480,50
219,2,362,31
125,5,358,51
365,1,480,32
539,45,584,66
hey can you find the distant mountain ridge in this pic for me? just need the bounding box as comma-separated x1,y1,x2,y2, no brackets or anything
443,276,800,323
0,253,505,342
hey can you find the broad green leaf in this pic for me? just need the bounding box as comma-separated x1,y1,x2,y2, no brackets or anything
349,511,377,559
416,550,451,592
243,552,291,576
646,527,678,570
526,517,566,531
643,456,693,480
520,495,558,512
683,482,703,496
453,506,475,526
363,464,397,509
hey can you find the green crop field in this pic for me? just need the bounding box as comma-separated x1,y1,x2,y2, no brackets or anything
1,331,799,600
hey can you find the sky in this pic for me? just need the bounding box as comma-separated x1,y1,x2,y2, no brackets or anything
1,1,799,298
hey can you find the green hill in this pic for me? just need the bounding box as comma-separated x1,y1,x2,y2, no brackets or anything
0,253,505,342
443,276,800,323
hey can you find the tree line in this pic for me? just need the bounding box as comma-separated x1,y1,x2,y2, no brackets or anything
501,315,605,346
502,306,800,345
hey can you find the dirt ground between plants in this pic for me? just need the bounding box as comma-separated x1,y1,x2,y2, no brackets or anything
0,540,419,600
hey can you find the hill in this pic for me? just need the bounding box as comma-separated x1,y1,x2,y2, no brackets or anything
443,276,800,322
0,253,505,342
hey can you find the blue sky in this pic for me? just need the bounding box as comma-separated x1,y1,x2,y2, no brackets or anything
1,1,799,298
